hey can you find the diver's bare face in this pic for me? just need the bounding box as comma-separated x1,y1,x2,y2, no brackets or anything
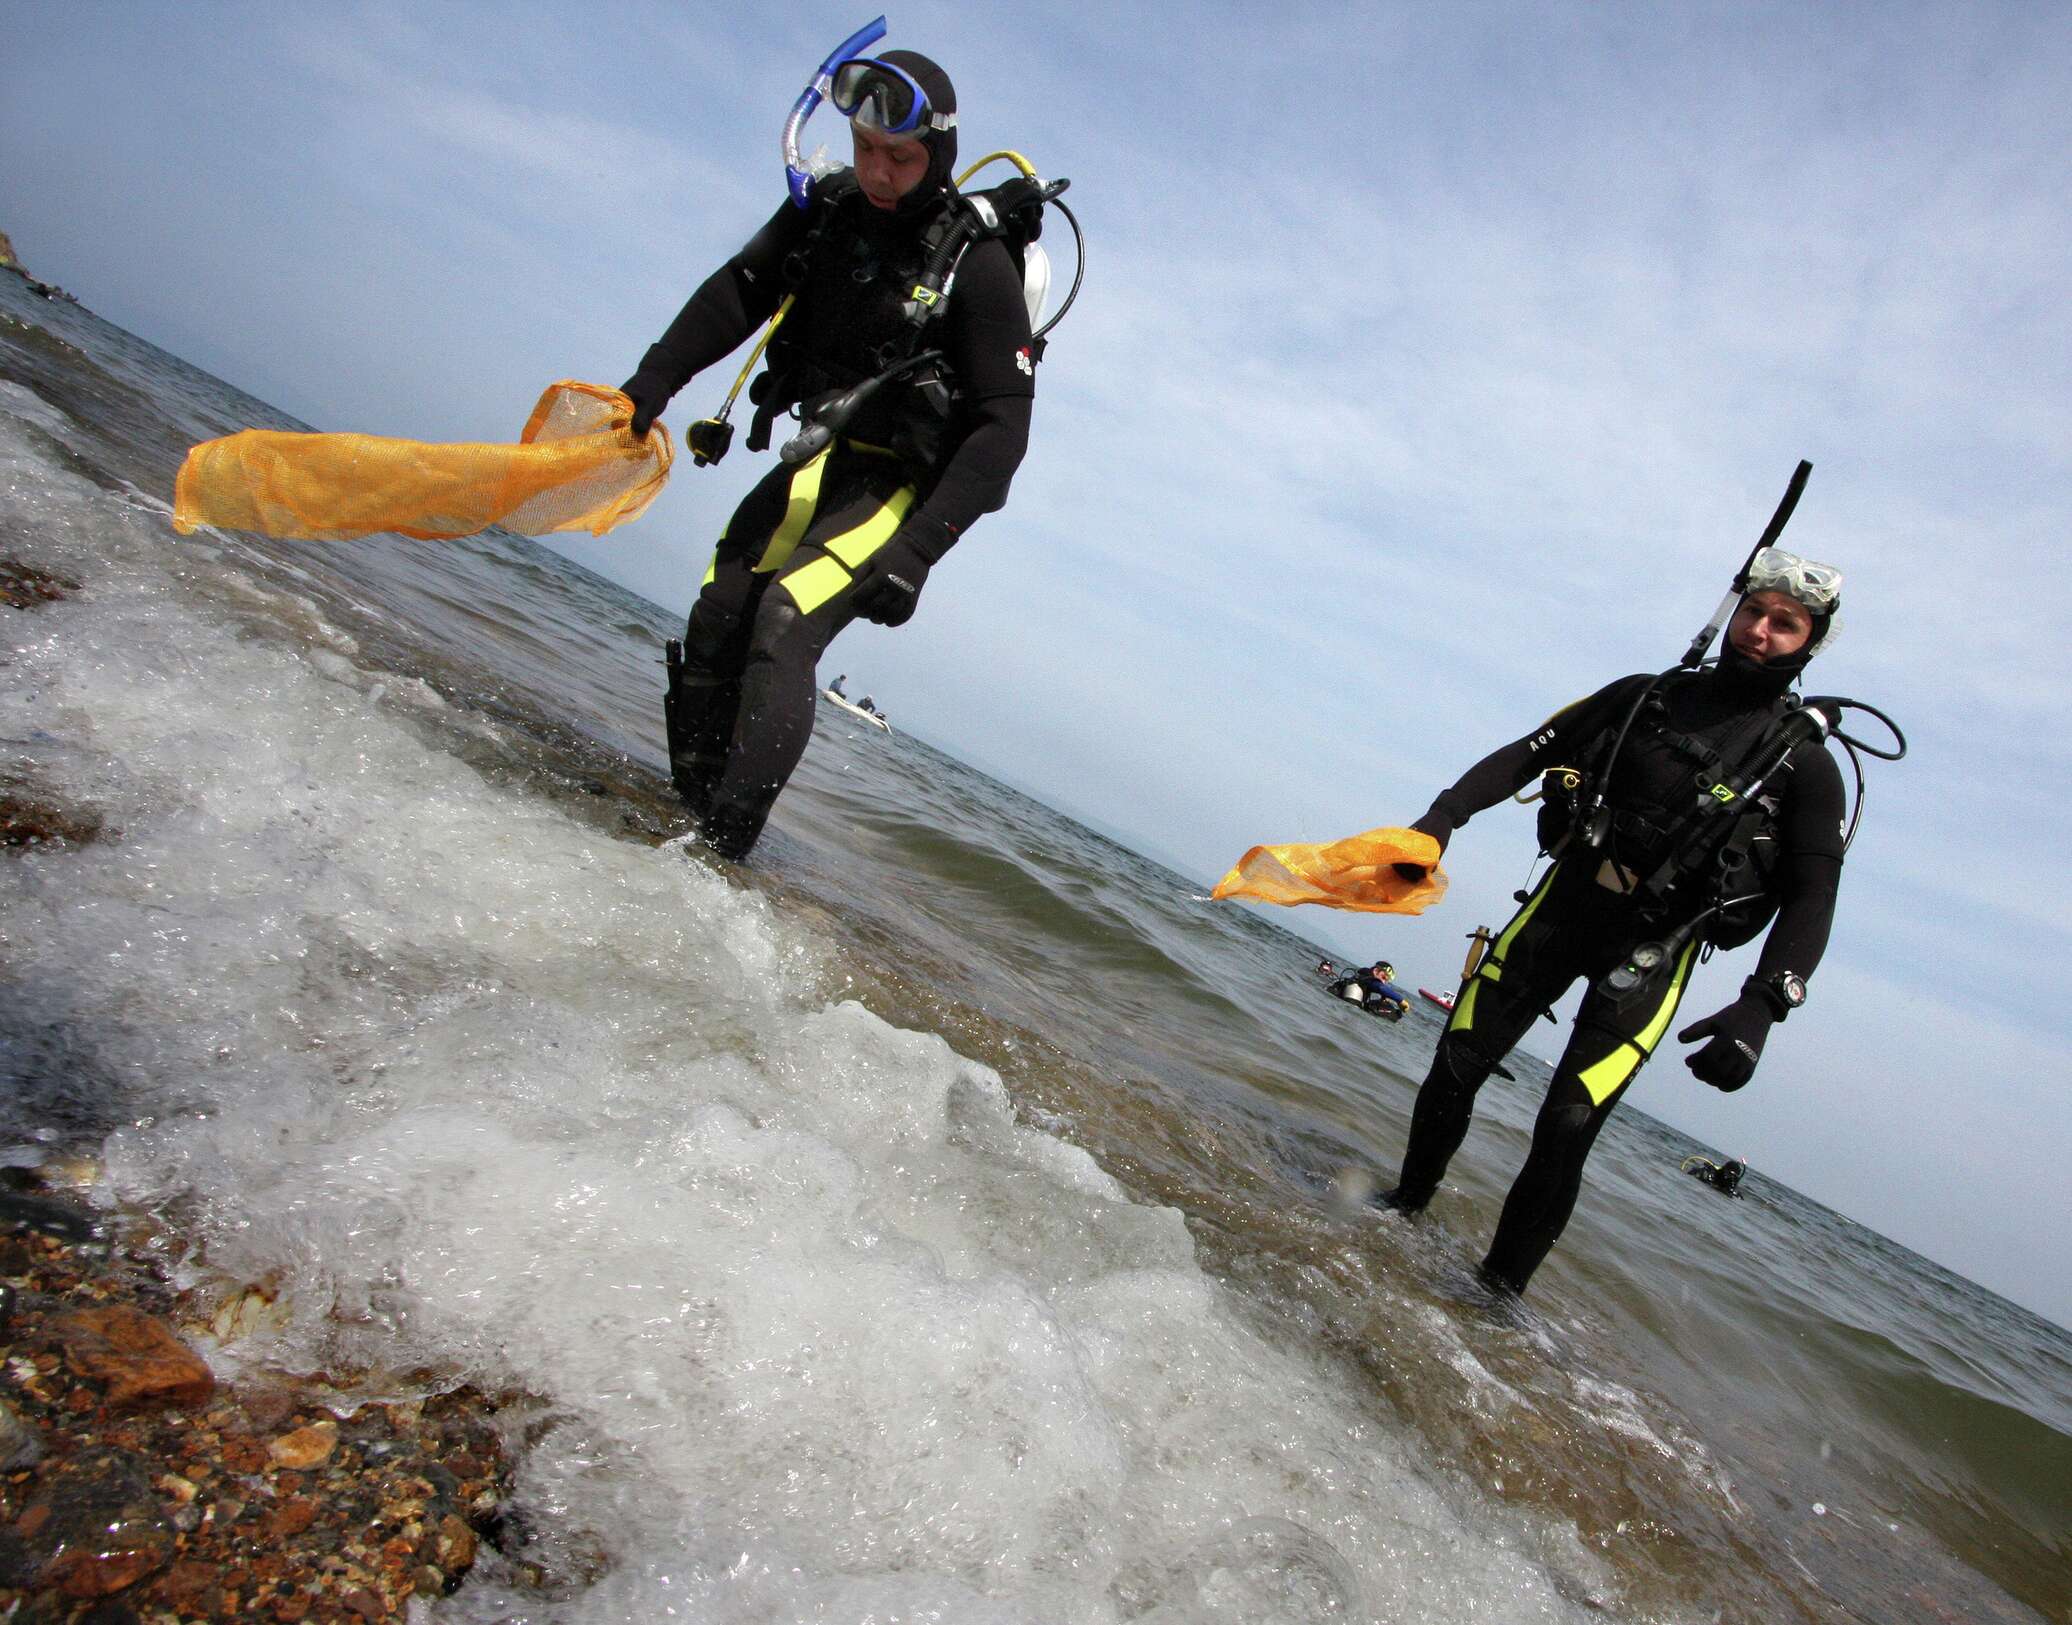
1728,590,1814,662
852,124,930,209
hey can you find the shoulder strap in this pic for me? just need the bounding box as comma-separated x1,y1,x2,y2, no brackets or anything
779,170,864,290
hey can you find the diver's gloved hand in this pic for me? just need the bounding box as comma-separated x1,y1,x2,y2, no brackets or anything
620,374,665,440
852,515,955,628
1393,808,1455,882
1676,993,1775,1091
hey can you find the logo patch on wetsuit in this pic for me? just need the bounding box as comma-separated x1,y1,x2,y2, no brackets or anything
1015,347,1033,376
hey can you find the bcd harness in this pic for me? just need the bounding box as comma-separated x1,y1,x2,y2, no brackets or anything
689,159,1073,470
1536,673,1836,951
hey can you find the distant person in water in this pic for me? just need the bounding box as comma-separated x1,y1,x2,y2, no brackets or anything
1372,549,1854,1294
828,674,848,698
1683,1155,1746,1196
1332,961,1409,1016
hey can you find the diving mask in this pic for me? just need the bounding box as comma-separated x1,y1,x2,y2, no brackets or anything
1744,547,1842,614
831,57,956,137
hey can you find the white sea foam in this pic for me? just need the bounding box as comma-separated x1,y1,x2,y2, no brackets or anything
0,402,1603,1621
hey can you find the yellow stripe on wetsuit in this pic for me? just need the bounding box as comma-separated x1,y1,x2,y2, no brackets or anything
700,446,916,609
1573,939,1697,1105
1448,864,1561,1036
780,481,916,612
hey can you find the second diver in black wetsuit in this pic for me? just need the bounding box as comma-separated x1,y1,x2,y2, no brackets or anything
622,47,1037,858
1374,548,1855,1293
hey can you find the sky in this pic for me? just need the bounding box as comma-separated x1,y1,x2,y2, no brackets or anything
6,1,2070,1329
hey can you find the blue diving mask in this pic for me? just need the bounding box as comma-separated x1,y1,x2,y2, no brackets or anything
830,57,956,137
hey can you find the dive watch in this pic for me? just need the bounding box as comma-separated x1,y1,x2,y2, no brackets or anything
1747,971,1807,1018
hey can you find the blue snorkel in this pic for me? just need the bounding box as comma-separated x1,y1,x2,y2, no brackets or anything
784,15,888,208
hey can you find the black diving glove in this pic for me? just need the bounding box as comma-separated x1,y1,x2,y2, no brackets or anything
1393,808,1456,882
620,373,666,440
1676,993,1776,1091
852,515,955,628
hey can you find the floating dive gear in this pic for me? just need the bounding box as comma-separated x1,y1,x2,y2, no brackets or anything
784,16,889,208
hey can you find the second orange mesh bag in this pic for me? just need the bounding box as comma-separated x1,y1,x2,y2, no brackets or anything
1212,827,1447,915
172,381,672,542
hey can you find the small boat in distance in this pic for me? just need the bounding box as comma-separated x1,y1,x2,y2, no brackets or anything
821,688,892,734
1419,987,1455,1012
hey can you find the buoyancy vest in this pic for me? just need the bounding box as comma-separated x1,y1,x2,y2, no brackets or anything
748,175,939,455
1538,672,1802,947
748,169,1051,467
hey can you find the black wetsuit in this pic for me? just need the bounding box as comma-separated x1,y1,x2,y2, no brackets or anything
1388,666,1845,1292
625,174,1035,853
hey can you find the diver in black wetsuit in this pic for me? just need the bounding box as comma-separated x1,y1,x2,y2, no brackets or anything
621,49,1036,857
1375,550,1852,1293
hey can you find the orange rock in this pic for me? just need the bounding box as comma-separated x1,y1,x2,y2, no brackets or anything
428,1513,477,1571
53,1307,214,1411
269,1496,319,1537
269,1418,340,1469
47,1542,167,1599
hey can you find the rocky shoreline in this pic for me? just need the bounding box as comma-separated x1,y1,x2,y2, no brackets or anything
0,1171,522,1623
1,557,529,1622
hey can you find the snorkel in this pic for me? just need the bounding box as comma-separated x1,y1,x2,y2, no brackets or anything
784,15,888,208
1571,460,1904,904
1680,459,1814,669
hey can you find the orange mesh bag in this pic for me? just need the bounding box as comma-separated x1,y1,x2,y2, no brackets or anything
1212,827,1447,915
172,382,672,542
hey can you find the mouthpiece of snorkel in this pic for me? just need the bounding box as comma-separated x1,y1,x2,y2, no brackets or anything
784,15,889,208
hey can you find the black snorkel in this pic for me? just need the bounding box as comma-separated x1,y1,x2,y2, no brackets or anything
1680,459,1814,670
1574,460,1818,851
1568,463,1908,994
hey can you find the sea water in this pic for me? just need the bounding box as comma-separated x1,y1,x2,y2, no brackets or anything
3,277,2066,1623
